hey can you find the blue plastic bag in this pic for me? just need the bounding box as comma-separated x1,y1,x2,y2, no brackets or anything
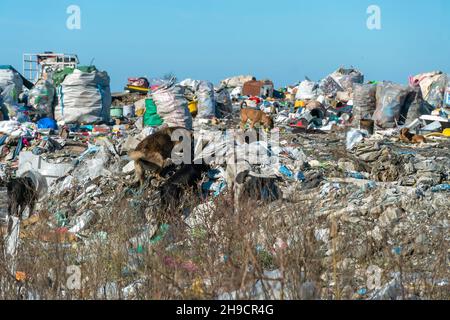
37,117,58,130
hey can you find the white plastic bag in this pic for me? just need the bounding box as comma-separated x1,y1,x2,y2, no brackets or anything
295,80,319,100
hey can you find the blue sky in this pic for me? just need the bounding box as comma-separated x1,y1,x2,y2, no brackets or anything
0,0,448,91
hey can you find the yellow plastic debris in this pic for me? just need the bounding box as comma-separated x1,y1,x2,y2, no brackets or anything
191,277,205,297
295,100,305,108
443,128,450,137
188,101,198,114
426,128,450,138
135,107,145,117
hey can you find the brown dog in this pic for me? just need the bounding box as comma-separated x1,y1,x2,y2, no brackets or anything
400,128,426,144
240,108,274,130
129,127,192,185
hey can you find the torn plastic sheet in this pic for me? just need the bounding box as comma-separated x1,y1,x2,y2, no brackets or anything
73,145,100,166
346,129,369,150
5,216,20,258
68,210,95,234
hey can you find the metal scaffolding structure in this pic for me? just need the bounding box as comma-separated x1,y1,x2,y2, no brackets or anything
23,52,79,84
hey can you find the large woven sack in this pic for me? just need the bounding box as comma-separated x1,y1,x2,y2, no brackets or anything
55,68,111,124
373,82,410,128
353,83,377,122
410,71,448,108
151,80,192,130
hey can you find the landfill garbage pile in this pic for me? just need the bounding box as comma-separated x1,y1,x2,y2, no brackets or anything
0,67,449,300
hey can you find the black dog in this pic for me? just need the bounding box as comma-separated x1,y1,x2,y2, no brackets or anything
6,177,37,219
239,176,281,203
159,164,210,214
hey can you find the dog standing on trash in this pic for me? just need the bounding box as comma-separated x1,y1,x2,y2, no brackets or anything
0,177,38,221
240,108,274,130
159,163,210,214
128,127,193,186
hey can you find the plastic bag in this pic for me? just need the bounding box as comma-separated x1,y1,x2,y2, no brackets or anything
196,81,216,118
86,147,111,179
346,129,368,150
0,120,21,135
0,67,23,94
143,98,164,127
0,84,20,118
402,88,433,125
230,87,242,99
295,80,319,100
179,78,200,89
373,83,411,128
179,79,215,118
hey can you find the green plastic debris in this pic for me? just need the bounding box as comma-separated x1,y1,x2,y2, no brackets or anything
150,224,170,244
52,67,75,87
55,211,69,227
143,98,164,127
77,65,97,73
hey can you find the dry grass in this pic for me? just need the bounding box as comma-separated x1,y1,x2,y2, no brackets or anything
1,175,449,300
